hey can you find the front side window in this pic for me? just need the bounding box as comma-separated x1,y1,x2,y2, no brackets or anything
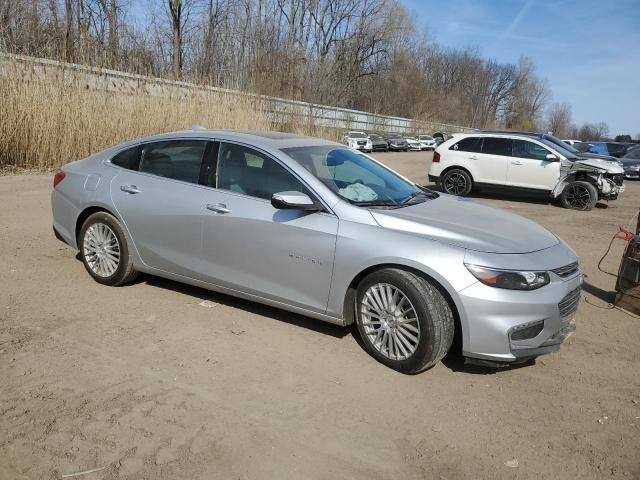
451,136,482,153
139,140,207,184
481,137,512,156
282,146,432,206
512,140,551,161
217,143,308,200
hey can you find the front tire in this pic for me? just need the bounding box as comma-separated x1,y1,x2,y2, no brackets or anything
561,180,598,210
79,212,138,286
355,268,454,374
440,168,473,196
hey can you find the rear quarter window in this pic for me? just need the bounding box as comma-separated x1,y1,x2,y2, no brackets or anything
110,145,142,170
450,136,482,153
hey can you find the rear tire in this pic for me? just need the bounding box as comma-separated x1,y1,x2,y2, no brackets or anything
440,168,473,196
79,212,138,286
561,180,598,210
355,268,454,374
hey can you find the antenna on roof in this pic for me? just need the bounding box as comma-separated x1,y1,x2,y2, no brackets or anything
192,124,208,131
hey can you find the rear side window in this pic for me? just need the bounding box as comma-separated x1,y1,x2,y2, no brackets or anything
111,146,142,170
451,136,482,153
512,140,551,161
482,137,512,156
140,140,208,184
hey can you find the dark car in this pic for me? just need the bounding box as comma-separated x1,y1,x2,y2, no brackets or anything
621,146,640,179
368,134,389,152
384,135,409,151
588,142,638,158
571,142,594,153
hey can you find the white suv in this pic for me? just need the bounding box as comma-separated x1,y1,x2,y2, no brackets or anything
342,131,372,152
429,133,625,210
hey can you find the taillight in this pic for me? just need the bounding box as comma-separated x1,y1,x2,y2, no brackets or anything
433,151,440,163
53,171,66,188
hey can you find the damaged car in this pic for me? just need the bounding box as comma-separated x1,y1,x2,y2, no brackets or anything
429,132,624,210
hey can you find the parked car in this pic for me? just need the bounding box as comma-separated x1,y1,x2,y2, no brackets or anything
429,132,625,210
406,138,422,151
368,134,388,152
572,142,595,153
416,135,437,150
384,135,409,151
587,142,637,158
342,131,372,152
51,130,581,372
621,146,640,179
486,130,623,166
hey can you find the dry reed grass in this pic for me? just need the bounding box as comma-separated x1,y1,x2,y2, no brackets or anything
0,77,273,170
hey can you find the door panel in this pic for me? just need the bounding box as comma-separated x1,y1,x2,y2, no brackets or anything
109,139,214,278
111,171,208,277
200,191,338,313
475,137,511,185
508,140,560,190
200,142,338,313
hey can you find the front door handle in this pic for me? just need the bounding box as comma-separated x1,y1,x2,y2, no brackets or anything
120,185,141,194
468,156,478,160
511,161,523,165
206,203,231,214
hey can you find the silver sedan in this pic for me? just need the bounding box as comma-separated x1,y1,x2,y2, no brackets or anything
51,130,582,373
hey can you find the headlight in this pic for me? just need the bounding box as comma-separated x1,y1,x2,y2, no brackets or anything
465,264,550,290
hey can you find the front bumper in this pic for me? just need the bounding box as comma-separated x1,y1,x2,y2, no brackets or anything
623,169,640,179
457,247,582,364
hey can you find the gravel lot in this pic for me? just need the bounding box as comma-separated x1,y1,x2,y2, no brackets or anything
1,151,639,479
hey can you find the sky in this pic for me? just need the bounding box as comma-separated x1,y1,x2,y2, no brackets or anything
403,0,640,136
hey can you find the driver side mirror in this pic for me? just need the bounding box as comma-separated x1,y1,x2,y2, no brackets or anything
271,191,321,211
545,153,559,162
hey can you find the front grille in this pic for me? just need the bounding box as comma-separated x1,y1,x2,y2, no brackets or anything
558,287,581,320
357,140,366,146
552,262,579,278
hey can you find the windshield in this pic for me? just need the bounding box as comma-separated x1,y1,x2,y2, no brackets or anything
538,135,579,160
369,135,382,140
419,136,433,140
347,132,366,138
282,146,434,207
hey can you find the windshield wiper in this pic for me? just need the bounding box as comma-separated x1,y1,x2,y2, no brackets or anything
400,190,438,204
353,201,399,208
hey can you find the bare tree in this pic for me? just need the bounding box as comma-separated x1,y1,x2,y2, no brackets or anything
546,102,573,138
168,0,183,79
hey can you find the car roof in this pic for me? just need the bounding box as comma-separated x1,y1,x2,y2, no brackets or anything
459,131,547,141
120,129,338,150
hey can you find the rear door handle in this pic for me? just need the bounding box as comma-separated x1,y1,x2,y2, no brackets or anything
511,161,523,165
206,203,231,214
120,185,141,194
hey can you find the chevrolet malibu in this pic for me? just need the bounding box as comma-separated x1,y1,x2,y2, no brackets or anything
51,130,582,373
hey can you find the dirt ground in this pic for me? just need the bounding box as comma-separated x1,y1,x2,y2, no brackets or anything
1,151,639,480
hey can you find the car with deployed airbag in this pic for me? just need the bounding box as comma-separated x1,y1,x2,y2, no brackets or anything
52,130,582,373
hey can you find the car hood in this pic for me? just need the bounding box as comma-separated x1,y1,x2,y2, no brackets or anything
574,158,624,173
370,195,559,254
578,152,617,161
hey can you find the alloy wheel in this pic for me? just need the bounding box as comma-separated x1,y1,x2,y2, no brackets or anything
443,172,467,195
564,184,591,209
83,222,120,277
360,283,421,360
